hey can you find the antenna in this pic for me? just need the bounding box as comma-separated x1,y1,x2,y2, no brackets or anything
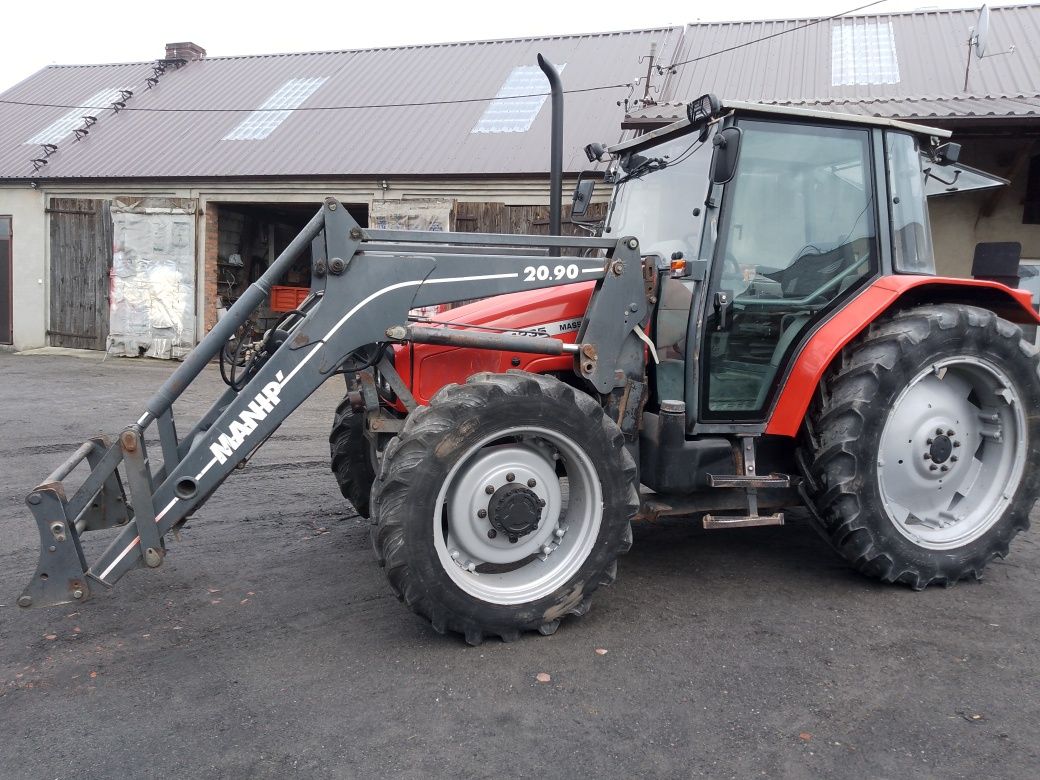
975,4,990,57
640,42,657,103
963,5,1016,91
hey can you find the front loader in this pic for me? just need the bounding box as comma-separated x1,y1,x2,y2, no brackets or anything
19,95,1040,644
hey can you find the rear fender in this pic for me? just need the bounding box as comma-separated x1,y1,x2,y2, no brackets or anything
766,275,1040,437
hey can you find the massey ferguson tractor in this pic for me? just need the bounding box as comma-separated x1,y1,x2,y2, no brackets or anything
18,92,1040,645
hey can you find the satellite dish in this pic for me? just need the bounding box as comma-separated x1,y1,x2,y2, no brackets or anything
975,5,990,58
964,4,1014,89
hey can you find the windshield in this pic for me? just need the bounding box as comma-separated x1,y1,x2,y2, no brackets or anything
605,131,713,263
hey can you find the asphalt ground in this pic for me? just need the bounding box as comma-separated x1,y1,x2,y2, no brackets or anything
1,352,1038,779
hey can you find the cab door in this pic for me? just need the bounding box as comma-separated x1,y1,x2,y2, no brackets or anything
700,120,880,420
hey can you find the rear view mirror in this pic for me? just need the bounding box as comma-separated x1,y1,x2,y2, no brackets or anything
710,126,742,185
571,174,598,219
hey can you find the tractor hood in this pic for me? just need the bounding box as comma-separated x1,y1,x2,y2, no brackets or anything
425,280,595,334
399,281,596,405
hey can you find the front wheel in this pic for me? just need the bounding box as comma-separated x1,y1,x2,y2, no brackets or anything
372,371,637,644
801,304,1040,588
329,398,377,518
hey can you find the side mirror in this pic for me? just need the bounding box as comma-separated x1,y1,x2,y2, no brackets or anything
584,142,608,163
710,126,742,185
571,173,599,219
934,141,961,166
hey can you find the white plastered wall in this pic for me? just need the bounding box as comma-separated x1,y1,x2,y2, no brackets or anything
0,176,603,350
0,185,46,349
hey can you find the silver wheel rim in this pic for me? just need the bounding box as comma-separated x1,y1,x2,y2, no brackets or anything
432,425,603,605
878,356,1026,551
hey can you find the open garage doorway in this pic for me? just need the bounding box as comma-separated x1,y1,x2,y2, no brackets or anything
209,201,367,336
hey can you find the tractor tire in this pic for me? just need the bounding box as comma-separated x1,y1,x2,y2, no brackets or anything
800,304,1040,588
371,371,638,644
329,398,376,519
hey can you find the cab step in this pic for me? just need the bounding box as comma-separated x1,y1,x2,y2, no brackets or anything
707,474,792,489
703,512,785,529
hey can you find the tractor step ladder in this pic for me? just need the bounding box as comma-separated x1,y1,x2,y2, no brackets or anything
703,437,787,529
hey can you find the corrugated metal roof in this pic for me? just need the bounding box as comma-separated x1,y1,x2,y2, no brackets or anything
2,5,1035,181
0,29,683,180
638,3,1040,123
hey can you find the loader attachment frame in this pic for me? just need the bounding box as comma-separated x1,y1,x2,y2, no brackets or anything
18,198,650,609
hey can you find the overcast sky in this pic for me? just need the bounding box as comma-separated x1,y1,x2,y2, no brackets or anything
0,0,1011,92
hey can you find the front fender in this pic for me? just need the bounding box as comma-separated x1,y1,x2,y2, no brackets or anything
766,275,1040,437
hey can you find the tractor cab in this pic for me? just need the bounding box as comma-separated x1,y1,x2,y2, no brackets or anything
595,98,1000,427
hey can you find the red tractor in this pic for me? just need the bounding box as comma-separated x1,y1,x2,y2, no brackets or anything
21,95,1040,646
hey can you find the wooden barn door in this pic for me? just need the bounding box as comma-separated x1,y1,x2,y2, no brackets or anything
48,198,113,350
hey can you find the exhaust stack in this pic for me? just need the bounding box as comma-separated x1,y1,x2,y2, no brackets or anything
537,54,563,254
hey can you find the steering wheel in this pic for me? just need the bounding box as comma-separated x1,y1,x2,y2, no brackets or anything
738,252,868,310
721,252,745,291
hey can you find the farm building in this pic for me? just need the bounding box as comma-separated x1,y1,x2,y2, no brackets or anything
0,4,1037,354
0,30,676,354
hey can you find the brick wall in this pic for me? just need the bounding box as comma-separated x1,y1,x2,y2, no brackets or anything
203,202,219,333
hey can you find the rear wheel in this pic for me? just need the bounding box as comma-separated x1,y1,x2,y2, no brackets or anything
372,371,637,644
801,304,1040,588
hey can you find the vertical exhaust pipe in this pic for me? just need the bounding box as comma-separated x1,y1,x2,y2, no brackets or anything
537,53,563,255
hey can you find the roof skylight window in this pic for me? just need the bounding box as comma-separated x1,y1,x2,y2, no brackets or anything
223,77,328,141
831,21,900,86
471,64,566,134
26,89,124,145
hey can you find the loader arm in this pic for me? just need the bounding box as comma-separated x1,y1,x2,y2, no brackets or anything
19,198,650,609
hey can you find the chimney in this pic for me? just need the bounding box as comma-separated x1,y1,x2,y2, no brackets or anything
164,42,206,62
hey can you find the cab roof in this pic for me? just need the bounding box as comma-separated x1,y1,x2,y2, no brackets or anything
608,99,951,156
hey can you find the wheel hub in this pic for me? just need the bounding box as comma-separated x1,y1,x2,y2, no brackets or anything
443,443,562,566
927,433,954,464
434,427,604,605
877,356,1026,550
488,484,543,540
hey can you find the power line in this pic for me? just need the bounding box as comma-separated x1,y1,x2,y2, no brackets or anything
0,82,632,113
662,0,888,70
0,1,889,116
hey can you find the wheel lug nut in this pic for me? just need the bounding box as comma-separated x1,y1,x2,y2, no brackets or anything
487,529,497,539
936,428,944,435
951,456,958,462
527,478,536,488
485,485,495,495
541,545,552,555
477,509,487,519
538,499,546,508
508,535,518,544
946,429,955,436
953,441,961,448
927,438,933,445
929,465,938,471
940,465,949,472
506,473,515,482
923,454,931,460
